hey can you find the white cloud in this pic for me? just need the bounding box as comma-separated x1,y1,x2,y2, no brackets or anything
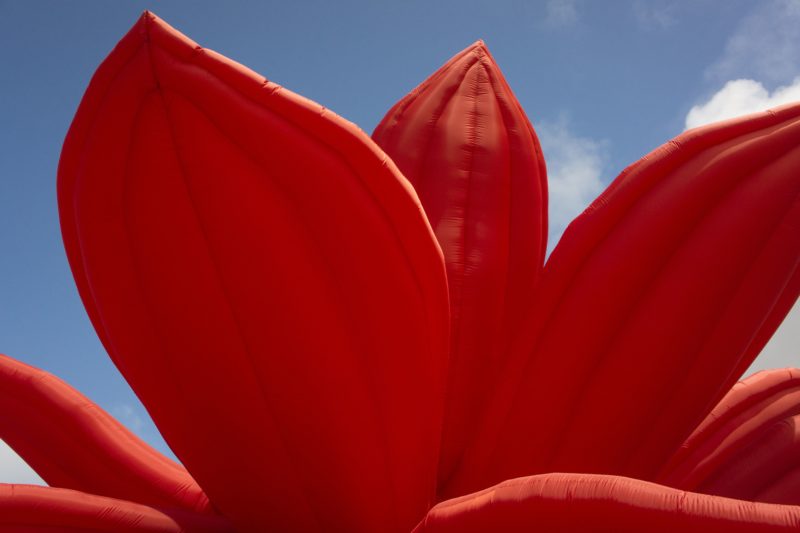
537,117,608,252
0,440,45,485
112,404,145,432
685,77,800,130
708,0,800,85
544,0,579,28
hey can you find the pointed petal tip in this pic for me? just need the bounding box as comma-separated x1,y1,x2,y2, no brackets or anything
465,40,490,58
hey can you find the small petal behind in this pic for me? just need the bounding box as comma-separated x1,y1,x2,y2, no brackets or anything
374,41,547,491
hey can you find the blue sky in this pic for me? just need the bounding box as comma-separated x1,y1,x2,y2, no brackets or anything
1,0,798,483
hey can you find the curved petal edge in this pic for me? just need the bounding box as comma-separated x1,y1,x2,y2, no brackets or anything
0,353,211,512
660,368,800,504
415,473,800,532
0,484,232,532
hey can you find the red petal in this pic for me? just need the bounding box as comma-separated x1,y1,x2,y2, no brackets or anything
373,41,547,489
58,12,449,532
0,353,210,512
660,368,800,504
451,104,800,496
414,473,800,532
0,484,232,532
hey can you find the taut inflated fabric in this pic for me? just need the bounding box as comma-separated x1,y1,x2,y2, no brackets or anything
0,354,210,512
450,103,800,497
661,369,800,504
373,41,548,492
2,10,798,532
58,11,448,533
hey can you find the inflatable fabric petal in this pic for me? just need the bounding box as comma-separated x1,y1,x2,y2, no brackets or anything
0,353,211,512
0,484,232,532
660,368,800,504
450,103,800,497
373,42,547,491
58,12,449,533
413,473,800,532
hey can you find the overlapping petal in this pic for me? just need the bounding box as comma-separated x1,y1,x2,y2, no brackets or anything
373,42,548,491
414,473,800,532
49,10,800,531
451,104,800,497
58,12,449,532
660,368,800,504
0,484,232,532
0,353,211,512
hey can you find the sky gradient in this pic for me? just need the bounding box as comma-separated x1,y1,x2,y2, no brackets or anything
1,0,798,483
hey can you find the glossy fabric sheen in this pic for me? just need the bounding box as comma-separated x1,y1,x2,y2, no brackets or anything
450,104,800,497
0,484,232,532
57,13,449,533
373,41,547,492
0,354,210,512
661,369,800,504
413,474,800,532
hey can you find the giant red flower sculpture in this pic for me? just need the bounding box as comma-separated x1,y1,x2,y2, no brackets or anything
1,11,799,532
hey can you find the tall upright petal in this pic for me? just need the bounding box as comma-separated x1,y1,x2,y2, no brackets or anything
0,484,232,532
450,104,800,496
58,12,449,532
373,42,547,489
660,368,800,504
0,353,211,512
414,474,800,532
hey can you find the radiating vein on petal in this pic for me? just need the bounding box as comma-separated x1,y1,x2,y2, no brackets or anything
373,41,547,492
58,11,449,532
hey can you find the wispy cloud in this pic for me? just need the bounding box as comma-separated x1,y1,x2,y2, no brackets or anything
113,404,145,432
0,439,45,485
632,0,677,30
685,77,800,130
544,0,579,28
707,0,800,85
536,116,608,252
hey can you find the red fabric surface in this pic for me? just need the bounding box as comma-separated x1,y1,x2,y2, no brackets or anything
373,41,548,494
414,473,800,532
0,484,232,532
6,9,793,531
661,369,800,504
57,12,448,533
0,353,210,512
451,103,800,497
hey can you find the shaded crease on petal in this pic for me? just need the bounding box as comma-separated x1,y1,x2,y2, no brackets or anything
58,11,449,533
450,103,800,497
373,41,547,493
0,353,211,513
660,368,800,505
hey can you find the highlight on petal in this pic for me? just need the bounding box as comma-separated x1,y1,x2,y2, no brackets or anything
450,103,800,497
0,353,210,512
660,368,800,504
0,484,232,532
58,11,449,532
373,41,548,490
413,473,800,532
